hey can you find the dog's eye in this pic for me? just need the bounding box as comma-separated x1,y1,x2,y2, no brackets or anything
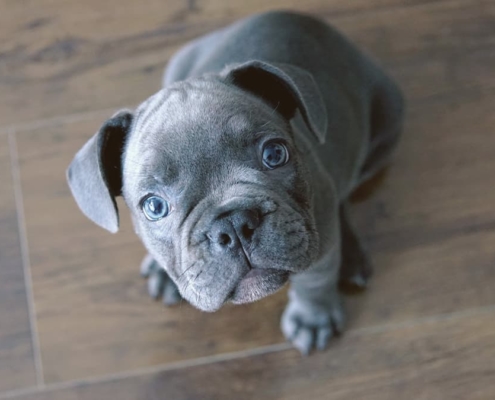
262,140,289,169
141,195,169,221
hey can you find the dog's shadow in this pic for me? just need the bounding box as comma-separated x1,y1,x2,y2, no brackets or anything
349,167,390,204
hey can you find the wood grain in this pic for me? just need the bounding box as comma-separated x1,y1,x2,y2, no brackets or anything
351,88,495,245
15,80,495,384
0,0,493,127
0,135,36,392
6,0,495,392
10,309,495,400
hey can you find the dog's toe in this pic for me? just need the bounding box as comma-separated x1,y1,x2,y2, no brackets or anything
283,319,337,355
162,279,182,305
281,297,345,355
292,326,314,356
316,326,333,350
140,254,182,306
140,253,157,278
147,269,166,299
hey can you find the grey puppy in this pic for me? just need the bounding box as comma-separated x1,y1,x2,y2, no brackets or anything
67,11,403,354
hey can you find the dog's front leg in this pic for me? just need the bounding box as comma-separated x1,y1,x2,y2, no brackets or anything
281,247,344,355
140,254,182,305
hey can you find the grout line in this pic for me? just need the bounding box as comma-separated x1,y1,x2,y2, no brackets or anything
2,303,495,399
7,130,45,389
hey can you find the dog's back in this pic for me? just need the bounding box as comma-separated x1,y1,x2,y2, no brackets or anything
164,11,404,198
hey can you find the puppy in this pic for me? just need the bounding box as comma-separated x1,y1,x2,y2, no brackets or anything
67,11,404,354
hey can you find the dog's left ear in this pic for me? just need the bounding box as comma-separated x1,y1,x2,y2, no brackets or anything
221,60,328,143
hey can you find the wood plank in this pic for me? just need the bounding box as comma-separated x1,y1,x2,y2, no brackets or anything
0,0,493,127
350,85,495,247
10,309,495,400
344,76,495,327
12,0,495,385
333,0,495,98
347,228,495,329
0,135,36,392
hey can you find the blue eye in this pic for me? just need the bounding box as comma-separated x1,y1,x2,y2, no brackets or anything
262,140,289,169
141,195,169,221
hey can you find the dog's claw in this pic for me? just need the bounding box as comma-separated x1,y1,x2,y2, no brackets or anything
292,328,313,356
281,296,345,355
140,254,156,278
316,327,332,351
140,254,182,305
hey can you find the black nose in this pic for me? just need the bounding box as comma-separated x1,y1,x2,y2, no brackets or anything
208,209,260,250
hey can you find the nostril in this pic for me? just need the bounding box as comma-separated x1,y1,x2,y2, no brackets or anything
218,233,232,246
208,209,261,249
206,231,233,247
241,224,255,240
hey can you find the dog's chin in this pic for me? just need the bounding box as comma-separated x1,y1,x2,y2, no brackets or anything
182,268,290,312
229,268,290,304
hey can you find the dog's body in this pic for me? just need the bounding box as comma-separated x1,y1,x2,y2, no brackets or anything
67,11,404,354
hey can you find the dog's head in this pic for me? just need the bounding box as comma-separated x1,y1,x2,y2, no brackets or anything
67,61,329,311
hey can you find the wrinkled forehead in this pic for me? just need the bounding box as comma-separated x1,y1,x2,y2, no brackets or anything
123,79,289,190
132,79,286,146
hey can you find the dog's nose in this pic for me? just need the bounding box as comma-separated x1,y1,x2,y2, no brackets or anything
208,209,260,250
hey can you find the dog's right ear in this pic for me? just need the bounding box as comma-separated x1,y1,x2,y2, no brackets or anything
66,110,133,233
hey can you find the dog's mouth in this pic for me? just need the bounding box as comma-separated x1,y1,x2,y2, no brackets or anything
229,267,290,304
227,236,291,304
177,196,315,310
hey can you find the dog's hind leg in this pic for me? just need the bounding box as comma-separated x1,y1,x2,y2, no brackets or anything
340,76,404,289
358,73,404,185
338,203,373,289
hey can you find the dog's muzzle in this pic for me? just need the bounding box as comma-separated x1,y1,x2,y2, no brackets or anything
206,207,290,304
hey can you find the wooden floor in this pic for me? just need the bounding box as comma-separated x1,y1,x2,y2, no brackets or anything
1,0,495,398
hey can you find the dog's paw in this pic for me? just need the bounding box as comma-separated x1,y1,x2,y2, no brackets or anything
140,254,182,305
281,296,345,355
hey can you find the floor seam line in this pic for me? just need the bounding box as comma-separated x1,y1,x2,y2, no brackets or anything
8,130,46,388
0,342,292,399
2,303,495,399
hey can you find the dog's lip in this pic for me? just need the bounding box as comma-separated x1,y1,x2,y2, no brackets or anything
229,268,290,304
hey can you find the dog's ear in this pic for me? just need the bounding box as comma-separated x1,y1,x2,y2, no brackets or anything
66,110,133,233
221,60,328,143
